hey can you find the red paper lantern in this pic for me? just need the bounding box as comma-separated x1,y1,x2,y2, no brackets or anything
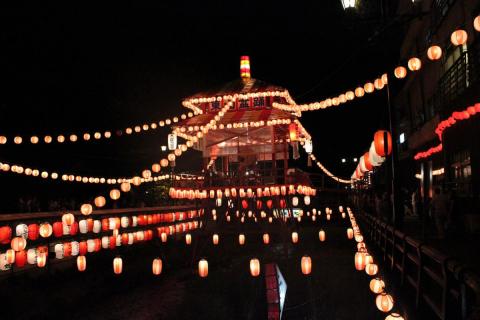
374,130,392,156
279,199,287,209
15,250,27,267
79,241,88,255
27,224,39,241
266,200,273,209
0,226,12,244
256,200,262,210
241,200,248,209
53,222,63,238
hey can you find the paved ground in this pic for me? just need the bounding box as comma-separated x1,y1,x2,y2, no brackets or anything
0,212,413,320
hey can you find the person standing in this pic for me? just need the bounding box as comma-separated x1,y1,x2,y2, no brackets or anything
430,187,450,239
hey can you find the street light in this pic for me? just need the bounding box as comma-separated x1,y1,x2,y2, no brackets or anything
161,145,167,151
353,158,358,162
341,158,346,163
340,0,356,9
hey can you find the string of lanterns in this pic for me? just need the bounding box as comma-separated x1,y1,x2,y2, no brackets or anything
351,130,392,181
271,15,480,114
414,102,479,160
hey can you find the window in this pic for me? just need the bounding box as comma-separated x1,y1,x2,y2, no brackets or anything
210,101,221,112
238,99,249,109
253,97,265,108
450,150,472,195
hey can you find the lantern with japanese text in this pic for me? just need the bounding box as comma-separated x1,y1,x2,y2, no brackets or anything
113,257,123,274
198,259,208,277
77,256,87,272
376,292,394,312
152,258,163,275
301,256,312,275
250,258,260,277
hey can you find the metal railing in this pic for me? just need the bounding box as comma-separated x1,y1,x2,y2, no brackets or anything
359,213,480,320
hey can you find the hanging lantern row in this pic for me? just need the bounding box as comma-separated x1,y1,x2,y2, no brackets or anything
0,209,203,252
168,184,316,200
0,109,200,146
347,207,402,317
0,215,201,272
351,130,392,181
414,102,480,160
270,17,480,114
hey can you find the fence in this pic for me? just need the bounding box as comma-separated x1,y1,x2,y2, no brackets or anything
359,213,480,320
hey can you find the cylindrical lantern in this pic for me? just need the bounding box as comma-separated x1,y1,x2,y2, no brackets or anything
152,258,162,275
6,249,15,264
292,197,299,206
238,234,245,245
376,292,394,312
366,263,379,276
301,256,312,275
374,130,392,157
427,45,442,61
212,234,219,245
62,213,75,226
304,195,310,205
475,15,480,32
291,232,299,244
318,230,326,242
385,313,404,320
250,258,260,277
161,232,168,243
450,29,468,46
288,123,298,141
185,233,192,245
370,278,385,294
113,257,123,274
36,252,47,268
77,256,87,272
347,228,354,239
11,237,27,251
355,252,366,271
263,233,270,244
198,259,208,277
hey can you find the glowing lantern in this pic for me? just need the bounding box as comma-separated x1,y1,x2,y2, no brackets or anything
370,278,385,293
385,313,404,320
39,223,52,238
407,57,421,71
374,78,384,90
475,16,480,32
15,250,27,267
301,256,312,275
347,228,354,239
366,263,379,276
212,234,219,245
62,213,75,226
152,258,163,275
364,82,374,93
365,253,374,265
318,230,326,242
77,256,87,272
6,249,15,264
113,257,123,274
0,226,12,244
304,195,311,205
263,233,270,244
288,123,298,141
110,189,121,200
161,232,168,243
132,176,142,186
241,200,248,209
427,45,442,61
94,196,106,208
120,182,131,192
291,232,299,244
450,29,467,46
394,66,407,79
374,130,392,156
37,252,47,268
266,200,273,209
198,259,208,277
11,237,26,251
292,197,299,206
239,234,245,245
376,292,394,312
185,233,192,245
355,87,365,97
355,252,366,270
250,258,260,277
80,204,93,216
152,163,161,173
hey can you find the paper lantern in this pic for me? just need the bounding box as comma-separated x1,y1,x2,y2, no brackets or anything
355,87,365,97
113,257,123,274
355,252,366,270
16,224,28,239
385,313,404,320
374,78,384,90
475,15,480,32
279,199,287,209
6,249,15,264
292,197,299,206
110,189,121,200
120,182,131,192
79,204,92,216
37,252,47,268
250,258,260,277
198,259,208,277
366,263,379,276
0,226,12,244
288,123,298,141
318,230,326,242
427,45,442,61
241,199,248,209
152,258,163,275
301,256,312,275
77,256,87,272
263,233,270,244
15,250,27,267
238,234,245,245
304,195,311,205
394,66,407,79
161,232,168,243
347,228,354,239
94,196,106,208
132,176,142,186
11,237,26,251
450,29,467,46
0,253,9,270
212,234,219,245
39,223,52,238
407,57,421,71
374,130,392,157
291,232,299,244
27,248,37,264
376,293,394,312
370,278,385,293
62,213,75,226
185,233,192,245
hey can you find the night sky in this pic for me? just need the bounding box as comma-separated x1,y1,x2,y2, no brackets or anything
0,2,403,210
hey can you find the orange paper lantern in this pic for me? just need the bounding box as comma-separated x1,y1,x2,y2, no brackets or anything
450,29,468,46
198,259,208,277
427,45,442,61
301,256,312,275
113,257,123,274
77,256,87,272
250,258,260,277
152,258,163,275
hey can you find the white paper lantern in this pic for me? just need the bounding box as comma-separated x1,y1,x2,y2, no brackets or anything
0,254,11,271
27,248,37,264
71,241,79,256
131,216,138,227
54,244,65,259
93,220,101,233
16,224,29,239
121,217,130,228
87,239,96,252
79,220,88,234
101,236,110,249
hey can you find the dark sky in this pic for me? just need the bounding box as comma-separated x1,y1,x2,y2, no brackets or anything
0,2,404,208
